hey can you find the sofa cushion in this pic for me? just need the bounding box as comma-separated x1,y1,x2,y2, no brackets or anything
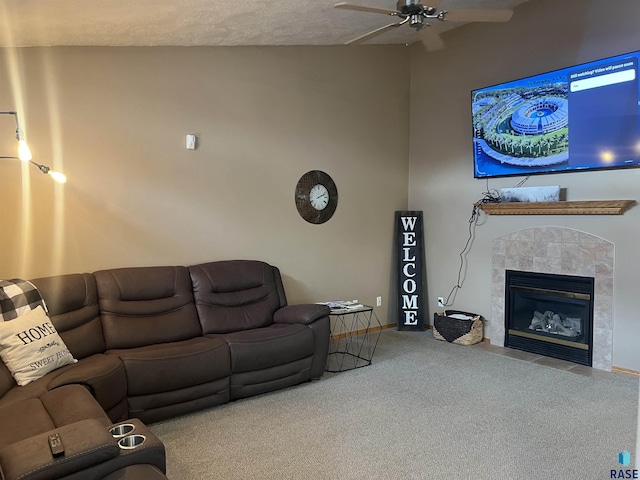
47,354,127,415
0,355,125,417
94,266,202,349
0,384,109,451
0,364,61,407
213,323,315,373
30,273,105,359
39,384,111,428
106,337,230,396
216,323,317,400
189,260,286,334
0,398,55,450
0,306,77,386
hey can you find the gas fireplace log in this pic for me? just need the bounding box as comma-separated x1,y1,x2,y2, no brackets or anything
530,310,579,337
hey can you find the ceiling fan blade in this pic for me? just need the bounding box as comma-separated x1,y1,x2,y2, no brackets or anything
334,2,398,16
442,9,514,23
417,28,444,51
345,23,401,44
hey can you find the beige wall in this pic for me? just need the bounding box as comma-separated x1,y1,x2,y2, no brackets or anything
409,0,640,370
3,1,638,367
0,46,410,325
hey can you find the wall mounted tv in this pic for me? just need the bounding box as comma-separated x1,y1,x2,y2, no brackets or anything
472,50,640,178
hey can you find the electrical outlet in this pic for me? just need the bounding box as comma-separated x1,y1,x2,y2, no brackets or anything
376,296,382,307
437,296,445,308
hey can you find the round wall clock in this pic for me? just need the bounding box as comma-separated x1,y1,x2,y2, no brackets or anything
295,170,338,224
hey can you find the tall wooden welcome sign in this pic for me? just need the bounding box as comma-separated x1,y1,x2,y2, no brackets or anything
395,211,426,331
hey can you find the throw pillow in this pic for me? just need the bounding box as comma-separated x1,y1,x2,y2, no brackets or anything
0,306,76,386
0,278,48,321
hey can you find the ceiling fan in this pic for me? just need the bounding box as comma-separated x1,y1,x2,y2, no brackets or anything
335,0,514,50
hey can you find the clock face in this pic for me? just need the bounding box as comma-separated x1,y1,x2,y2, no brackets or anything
295,171,338,224
309,184,329,211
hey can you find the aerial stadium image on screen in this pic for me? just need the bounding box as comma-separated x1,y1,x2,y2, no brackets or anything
472,74,570,178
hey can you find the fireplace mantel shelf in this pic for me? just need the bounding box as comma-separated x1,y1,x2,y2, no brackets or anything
479,200,635,216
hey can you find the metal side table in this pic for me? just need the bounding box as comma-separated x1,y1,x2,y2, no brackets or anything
325,305,382,372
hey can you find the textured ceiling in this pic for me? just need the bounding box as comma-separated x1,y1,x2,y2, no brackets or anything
0,0,531,48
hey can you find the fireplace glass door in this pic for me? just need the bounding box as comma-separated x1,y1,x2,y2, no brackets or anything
505,270,594,366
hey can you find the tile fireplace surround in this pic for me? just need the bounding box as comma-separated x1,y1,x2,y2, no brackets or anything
489,226,613,371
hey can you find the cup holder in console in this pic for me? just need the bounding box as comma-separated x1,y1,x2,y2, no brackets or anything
117,434,147,450
109,423,135,438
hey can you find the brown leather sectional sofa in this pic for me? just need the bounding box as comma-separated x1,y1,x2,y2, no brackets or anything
0,260,331,479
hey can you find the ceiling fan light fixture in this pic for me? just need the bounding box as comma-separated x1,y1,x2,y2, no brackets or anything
409,14,426,29
396,0,424,16
336,1,514,48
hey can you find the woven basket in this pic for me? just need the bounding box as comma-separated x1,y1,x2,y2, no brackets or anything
433,310,483,345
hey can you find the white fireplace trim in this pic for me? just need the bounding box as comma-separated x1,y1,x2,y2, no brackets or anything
489,226,613,371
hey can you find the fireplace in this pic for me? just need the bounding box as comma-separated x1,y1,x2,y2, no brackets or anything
505,270,594,366
490,227,614,371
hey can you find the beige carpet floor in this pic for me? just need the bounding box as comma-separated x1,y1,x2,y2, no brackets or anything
151,330,639,479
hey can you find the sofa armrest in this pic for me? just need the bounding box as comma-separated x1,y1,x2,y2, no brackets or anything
62,419,166,480
47,354,127,413
274,304,330,325
0,419,119,480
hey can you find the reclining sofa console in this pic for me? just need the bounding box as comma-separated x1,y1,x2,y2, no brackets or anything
0,260,331,479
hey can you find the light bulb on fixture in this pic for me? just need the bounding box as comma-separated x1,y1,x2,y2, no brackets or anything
34,162,67,184
18,139,32,162
49,171,67,184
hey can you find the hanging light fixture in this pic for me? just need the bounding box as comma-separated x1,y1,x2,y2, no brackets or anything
0,110,66,183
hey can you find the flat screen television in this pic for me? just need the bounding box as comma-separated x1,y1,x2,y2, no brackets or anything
472,50,640,178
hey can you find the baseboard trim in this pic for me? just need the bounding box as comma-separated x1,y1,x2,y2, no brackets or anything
331,322,395,341
612,366,640,377
336,329,639,376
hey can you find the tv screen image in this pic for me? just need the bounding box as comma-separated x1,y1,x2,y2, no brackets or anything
472,50,640,178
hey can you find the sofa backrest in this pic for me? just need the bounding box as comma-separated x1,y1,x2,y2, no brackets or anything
94,266,201,350
189,260,287,334
30,273,105,360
